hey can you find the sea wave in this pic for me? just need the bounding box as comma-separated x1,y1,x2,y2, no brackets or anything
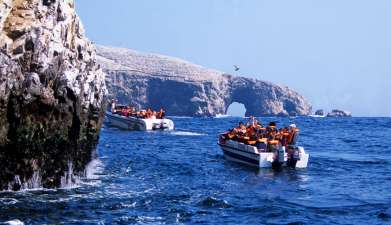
0,198,18,205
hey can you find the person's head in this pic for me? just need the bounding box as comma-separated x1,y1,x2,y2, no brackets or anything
238,121,244,126
269,122,276,127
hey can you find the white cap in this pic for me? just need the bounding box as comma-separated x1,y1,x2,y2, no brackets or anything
289,124,297,128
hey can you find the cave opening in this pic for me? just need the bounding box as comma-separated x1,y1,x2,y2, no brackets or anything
226,102,246,117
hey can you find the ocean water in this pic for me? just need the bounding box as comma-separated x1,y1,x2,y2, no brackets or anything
1,117,391,225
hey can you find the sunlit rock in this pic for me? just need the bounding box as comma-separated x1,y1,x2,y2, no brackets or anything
97,45,311,117
0,0,106,190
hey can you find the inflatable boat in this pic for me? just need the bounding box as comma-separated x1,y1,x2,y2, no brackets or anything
106,111,174,131
218,137,309,169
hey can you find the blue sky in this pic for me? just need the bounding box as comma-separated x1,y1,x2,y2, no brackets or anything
76,0,391,116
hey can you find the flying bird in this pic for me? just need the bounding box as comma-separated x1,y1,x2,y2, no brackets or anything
233,65,240,71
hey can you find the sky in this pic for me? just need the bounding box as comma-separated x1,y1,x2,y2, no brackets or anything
76,0,391,117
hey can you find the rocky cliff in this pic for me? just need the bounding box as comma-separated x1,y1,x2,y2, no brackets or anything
97,45,311,117
0,0,106,190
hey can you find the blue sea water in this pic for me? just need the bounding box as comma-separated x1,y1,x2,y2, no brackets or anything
1,117,391,225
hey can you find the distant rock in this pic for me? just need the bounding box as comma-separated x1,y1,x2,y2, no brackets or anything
327,109,352,117
315,109,325,116
97,45,312,117
0,0,106,190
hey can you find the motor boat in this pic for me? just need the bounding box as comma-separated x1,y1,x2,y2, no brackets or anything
106,111,174,131
218,136,309,169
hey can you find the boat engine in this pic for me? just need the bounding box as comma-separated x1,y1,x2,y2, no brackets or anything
287,146,301,168
272,146,285,170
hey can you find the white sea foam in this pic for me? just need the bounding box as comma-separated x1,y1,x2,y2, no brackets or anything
169,131,206,136
215,114,230,118
167,116,193,119
0,198,18,205
85,159,105,180
2,219,24,225
60,161,80,189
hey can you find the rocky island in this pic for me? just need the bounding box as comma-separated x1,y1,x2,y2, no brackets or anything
97,46,311,117
0,0,106,190
327,109,352,117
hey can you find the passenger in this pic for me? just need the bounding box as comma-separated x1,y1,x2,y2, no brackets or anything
120,108,127,117
266,122,277,132
157,108,166,119
287,124,299,145
266,122,278,140
152,111,157,119
224,118,301,149
138,110,147,118
224,129,237,140
278,127,290,147
246,125,258,141
246,116,255,127
238,122,247,136
130,107,137,117
110,99,116,113
146,108,153,119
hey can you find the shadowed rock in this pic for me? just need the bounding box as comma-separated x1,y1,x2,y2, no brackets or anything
327,109,352,117
97,45,311,117
0,0,106,190
315,109,325,116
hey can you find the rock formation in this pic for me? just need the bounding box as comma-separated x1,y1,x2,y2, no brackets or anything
315,109,325,116
97,45,311,117
0,0,106,190
327,109,352,117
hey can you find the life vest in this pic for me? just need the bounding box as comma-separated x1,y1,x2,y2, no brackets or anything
281,132,290,146
247,140,257,145
268,140,279,145
227,133,235,139
288,128,300,145
258,138,268,143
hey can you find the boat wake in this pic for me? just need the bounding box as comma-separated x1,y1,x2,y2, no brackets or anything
169,131,206,136
1,219,24,225
309,115,326,118
215,114,231,118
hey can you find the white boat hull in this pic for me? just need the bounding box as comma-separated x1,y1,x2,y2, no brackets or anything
106,112,174,131
219,140,309,168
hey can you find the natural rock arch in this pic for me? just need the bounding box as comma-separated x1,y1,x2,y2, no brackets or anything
226,102,246,117
98,46,312,117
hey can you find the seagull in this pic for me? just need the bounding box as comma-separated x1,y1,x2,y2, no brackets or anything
234,65,240,71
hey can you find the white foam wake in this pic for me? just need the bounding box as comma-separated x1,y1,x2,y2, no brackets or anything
2,219,24,225
215,114,230,118
169,131,206,136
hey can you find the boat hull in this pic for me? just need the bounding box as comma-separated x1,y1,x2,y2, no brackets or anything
106,112,174,131
219,140,309,168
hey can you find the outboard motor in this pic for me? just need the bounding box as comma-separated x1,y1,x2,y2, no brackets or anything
287,147,301,168
278,146,285,163
272,146,285,170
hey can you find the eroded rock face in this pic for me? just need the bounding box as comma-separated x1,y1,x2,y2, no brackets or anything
97,45,311,117
327,109,352,117
315,109,325,116
0,0,106,190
